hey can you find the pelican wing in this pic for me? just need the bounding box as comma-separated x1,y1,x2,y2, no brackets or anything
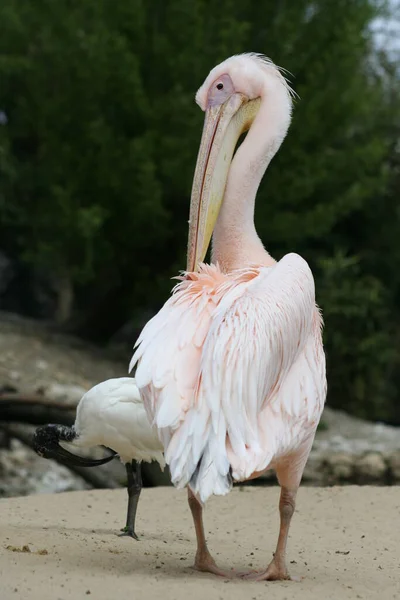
200,252,316,455
169,254,321,501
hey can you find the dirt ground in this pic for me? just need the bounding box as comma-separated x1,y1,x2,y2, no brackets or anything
0,486,398,600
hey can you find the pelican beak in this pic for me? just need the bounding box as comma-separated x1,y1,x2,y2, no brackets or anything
187,93,261,272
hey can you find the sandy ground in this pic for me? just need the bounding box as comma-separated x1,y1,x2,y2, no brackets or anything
0,486,399,600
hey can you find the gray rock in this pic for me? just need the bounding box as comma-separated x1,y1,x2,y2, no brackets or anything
0,438,89,497
388,450,400,481
326,452,354,481
312,407,400,456
302,455,325,484
355,452,387,483
41,382,88,404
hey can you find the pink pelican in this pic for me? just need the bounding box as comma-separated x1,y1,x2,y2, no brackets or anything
130,53,327,581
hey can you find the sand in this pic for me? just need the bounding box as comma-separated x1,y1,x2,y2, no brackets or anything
0,486,398,600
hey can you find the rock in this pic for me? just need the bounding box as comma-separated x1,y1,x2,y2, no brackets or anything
302,455,325,484
0,384,18,393
313,407,400,456
355,452,387,483
0,438,89,497
35,360,49,371
308,407,400,484
41,382,88,404
326,453,354,481
0,429,11,450
388,451,400,481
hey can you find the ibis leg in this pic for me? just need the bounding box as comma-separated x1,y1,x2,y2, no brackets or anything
119,461,142,540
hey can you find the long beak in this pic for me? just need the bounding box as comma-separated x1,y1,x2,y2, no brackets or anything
40,442,117,467
187,93,261,272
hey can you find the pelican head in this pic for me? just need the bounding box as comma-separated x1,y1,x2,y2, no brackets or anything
187,53,293,272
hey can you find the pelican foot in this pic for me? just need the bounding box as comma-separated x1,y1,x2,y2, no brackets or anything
193,551,235,578
238,559,299,581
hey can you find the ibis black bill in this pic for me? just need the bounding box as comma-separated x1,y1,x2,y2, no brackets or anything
33,423,117,467
40,442,116,467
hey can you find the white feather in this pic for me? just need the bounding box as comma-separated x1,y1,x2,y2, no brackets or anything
69,377,165,467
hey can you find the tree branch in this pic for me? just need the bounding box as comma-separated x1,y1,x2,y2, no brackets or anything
0,394,76,425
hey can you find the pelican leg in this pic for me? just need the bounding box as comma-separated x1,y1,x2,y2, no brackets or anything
240,444,312,582
119,461,142,540
187,488,233,578
241,486,297,581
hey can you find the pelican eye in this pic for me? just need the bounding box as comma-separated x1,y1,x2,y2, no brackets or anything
216,83,224,90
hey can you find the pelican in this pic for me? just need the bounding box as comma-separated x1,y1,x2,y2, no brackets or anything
130,53,326,580
33,377,165,540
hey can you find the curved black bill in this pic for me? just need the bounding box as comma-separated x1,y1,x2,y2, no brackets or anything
43,442,116,467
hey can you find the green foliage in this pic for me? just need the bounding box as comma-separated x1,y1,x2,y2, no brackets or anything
317,251,398,421
0,0,399,420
